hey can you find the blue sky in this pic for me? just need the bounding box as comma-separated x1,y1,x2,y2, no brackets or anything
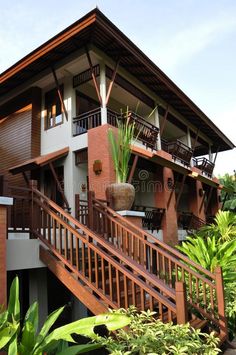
1,0,235,176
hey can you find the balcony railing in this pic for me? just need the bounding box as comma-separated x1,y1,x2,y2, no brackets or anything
178,212,205,231
193,157,215,178
73,108,101,135
73,108,159,150
108,109,159,150
161,139,193,167
133,205,165,232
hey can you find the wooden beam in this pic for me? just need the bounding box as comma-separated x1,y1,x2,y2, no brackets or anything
85,47,102,105
48,162,70,211
22,172,30,186
167,173,179,209
128,155,139,184
51,67,68,121
105,58,120,106
175,175,186,209
160,105,169,136
192,128,200,152
213,146,220,165
204,186,214,213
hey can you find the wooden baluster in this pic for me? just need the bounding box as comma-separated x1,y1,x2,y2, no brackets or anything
116,269,121,307
95,252,99,288
101,258,106,294
75,237,79,272
124,276,128,309
69,232,73,265
109,263,113,301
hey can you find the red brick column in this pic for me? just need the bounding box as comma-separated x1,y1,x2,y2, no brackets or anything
88,124,116,199
155,167,178,246
0,197,13,308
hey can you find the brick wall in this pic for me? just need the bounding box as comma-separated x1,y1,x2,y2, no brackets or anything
88,124,116,199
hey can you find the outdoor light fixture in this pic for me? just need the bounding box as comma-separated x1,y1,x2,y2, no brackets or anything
167,177,174,190
93,160,102,175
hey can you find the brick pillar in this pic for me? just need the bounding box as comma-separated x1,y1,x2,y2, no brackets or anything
88,124,116,199
0,197,13,308
189,179,206,221
155,167,178,246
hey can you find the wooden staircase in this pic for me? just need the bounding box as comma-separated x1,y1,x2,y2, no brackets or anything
6,185,228,344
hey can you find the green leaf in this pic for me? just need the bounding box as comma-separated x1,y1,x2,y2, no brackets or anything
8,334,18,355
33,306,65,352
8,276,20,323
20,302,39,352
57,343,102,355
0,325,18,349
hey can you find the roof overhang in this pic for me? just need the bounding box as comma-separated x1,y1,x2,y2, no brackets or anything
0,8,234,154
9,147,69,174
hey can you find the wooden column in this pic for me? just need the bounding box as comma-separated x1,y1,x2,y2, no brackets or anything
0,197,13,308
215,267,228,340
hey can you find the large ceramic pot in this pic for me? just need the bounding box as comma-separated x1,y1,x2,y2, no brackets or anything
106,183,135,211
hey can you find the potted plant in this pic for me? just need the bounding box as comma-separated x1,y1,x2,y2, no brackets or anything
106,111,137,211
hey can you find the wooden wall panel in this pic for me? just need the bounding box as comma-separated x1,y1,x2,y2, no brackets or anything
0,87,41,187
0,105,32,186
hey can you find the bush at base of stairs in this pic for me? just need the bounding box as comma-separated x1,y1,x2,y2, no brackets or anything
96,307,221,355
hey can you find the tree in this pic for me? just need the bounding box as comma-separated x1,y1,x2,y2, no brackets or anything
219,172,236,211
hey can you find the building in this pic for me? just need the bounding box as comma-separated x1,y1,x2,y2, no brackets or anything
0,8,234,340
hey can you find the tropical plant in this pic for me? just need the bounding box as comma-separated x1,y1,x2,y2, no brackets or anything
177,235,236,282
95,307,220,355
219,172,236,211
108,110,137,183
196,210,236,243
0,276,130,354
224,282,236,339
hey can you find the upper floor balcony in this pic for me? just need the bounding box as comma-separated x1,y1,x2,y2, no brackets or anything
73,107,160,151
73,107,216,179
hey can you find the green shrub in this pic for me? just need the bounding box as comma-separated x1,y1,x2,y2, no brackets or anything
96,307,220,355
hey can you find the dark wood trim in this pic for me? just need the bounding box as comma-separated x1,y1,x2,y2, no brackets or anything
105,58,120,106
51,67,68,121
175,175,186,209
85,47,102,105
48,162,70,211
127,155,139,184
106,66,155,108
160,105,169,136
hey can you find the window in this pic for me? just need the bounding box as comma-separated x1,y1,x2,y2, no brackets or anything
44,86,64,129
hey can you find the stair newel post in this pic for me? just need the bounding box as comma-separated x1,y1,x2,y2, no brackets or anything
215,266,228,340
88,191,95,230
175,281,188,324
29,180,38,238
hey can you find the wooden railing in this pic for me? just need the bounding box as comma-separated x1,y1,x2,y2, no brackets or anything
30,188,178,322
161,139,193,166
90,195,227,338
108,109,159,150
73,108,159,150
6,185,31,233
133,205,165,232
73,108,101,135
178,212,206,231
193,157,215,178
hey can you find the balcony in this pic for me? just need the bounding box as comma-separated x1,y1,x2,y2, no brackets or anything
161,139,193,167
178,212,205,231
133,205,165,232
193,157,215,178
73,108,159,150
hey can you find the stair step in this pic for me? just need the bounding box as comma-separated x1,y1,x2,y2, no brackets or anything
190,318,208,330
